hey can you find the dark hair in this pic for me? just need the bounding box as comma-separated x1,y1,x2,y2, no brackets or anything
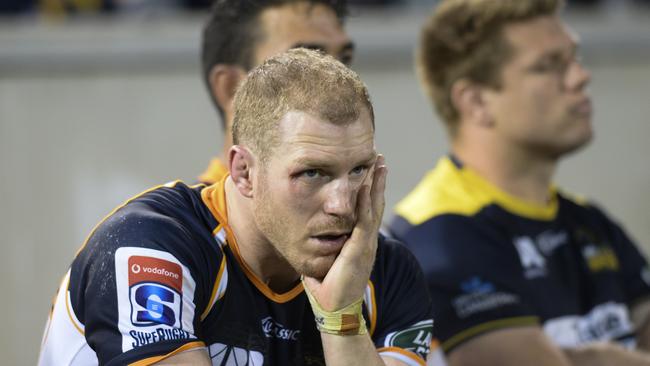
201,0,348,127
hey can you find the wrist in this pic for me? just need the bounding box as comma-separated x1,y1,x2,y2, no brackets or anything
302,277,368,336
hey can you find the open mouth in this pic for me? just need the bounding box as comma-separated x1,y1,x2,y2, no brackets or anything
310,233,350,254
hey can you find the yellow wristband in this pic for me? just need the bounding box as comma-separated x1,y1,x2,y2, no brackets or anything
301,278,368,336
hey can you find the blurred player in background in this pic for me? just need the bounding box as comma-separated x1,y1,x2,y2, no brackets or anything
197,0,354,184
389,0,650,365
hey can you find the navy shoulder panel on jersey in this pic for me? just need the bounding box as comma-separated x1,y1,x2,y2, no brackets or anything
69,182,223,364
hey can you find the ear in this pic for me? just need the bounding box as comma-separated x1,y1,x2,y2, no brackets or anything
208,64,247,120
451,79,494,128
228,145,255,198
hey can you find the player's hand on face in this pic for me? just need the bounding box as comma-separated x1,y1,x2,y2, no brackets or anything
303,154,387,311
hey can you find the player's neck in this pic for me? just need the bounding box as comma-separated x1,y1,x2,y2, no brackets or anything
224,179,300,293
452,140,558,206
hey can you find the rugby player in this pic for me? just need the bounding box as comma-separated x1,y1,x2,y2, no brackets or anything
389,0,650,365
198,0,354,184
39,49,434,366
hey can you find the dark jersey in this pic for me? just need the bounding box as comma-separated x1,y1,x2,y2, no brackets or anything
389,156,650,354
39,179,434,366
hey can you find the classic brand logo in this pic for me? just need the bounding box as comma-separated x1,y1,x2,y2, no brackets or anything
261,316,301,341
128,256,183,328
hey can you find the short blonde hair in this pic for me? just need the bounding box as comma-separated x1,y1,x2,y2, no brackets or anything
418,0,562,135
232,48,374,161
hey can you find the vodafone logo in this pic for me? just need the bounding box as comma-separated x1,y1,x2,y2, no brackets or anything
128,255,183,292
130,261,180,280
141,266,180,280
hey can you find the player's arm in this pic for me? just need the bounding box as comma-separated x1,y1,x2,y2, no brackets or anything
563,342,650,366
632,298,650,351
303,155,402,365
154,347,211,365
76,200,215,365
447,326,571,366
593,204,650,352
448,326,650,366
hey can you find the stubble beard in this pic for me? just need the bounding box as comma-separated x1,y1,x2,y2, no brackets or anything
254,177,354,280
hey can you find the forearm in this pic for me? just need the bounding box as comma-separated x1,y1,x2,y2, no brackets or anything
638,324,650,352
564,343,650,366
321,333,392,365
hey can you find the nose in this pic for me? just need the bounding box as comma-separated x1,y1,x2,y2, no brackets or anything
323,179,356,218
565,59,591,92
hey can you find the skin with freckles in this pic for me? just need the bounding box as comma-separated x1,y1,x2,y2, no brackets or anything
248,109,380,294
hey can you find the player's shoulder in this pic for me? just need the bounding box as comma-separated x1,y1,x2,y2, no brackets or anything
556,189,619,226
393,156,497,229
78,181,217,259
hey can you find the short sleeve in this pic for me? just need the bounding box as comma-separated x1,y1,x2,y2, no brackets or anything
392,215,540,354
69,203,215,365
370,236,435,365
592,205,650,305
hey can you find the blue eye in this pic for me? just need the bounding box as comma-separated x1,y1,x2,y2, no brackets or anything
302,169,320,178
351,166,366,176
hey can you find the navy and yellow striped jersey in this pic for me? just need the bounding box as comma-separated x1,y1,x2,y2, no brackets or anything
389,156,650,354
39,178,434,366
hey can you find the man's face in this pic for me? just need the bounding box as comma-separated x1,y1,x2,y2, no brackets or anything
252,110,375,279
254,2,354,67
483,16,593,158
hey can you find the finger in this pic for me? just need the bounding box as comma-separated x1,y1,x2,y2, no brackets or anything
370,154,387,229
354,182,372,232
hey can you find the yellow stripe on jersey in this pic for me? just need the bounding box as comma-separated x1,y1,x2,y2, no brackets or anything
64,273,85,336
365,280,378,336
201,178,305,304
128,341,206,366
377,346,426,366
201,251,228,321
441,316,539,352
395,157,559,225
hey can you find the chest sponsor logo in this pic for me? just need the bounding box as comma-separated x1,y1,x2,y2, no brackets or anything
383,319,434,361
261,316,301,341
209,342,264,366
514,237,547,279
581,244,619,272
129,255,183,327
543,302,634,348
453,277,520,318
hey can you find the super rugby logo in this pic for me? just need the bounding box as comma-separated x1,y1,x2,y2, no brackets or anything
128,255,183,328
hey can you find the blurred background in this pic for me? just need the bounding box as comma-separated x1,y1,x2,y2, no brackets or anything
1,0,649,364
